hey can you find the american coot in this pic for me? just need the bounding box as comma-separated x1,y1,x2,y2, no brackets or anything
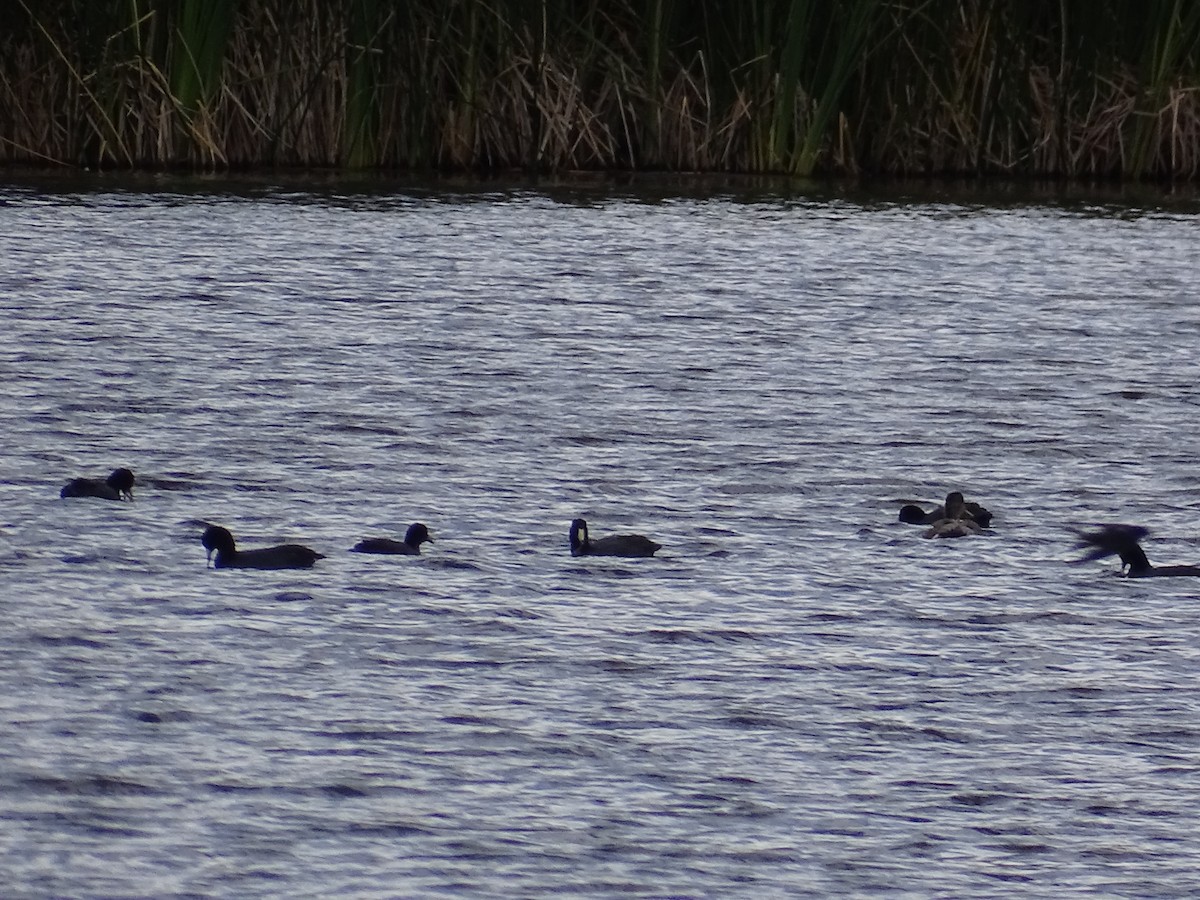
61,467,135,501
922,492,985,539
351,523,433,555
901,491,992,528
1073,524,1200,577
202,525,324,570
569,518,661,557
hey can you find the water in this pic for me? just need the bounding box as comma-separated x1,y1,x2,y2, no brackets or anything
2,175,1200,897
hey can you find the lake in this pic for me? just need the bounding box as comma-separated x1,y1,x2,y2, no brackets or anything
2,173,1199,897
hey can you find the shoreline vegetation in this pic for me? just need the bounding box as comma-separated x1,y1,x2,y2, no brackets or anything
3,1,1200,178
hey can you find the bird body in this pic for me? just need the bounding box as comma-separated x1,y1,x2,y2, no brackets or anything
61,468,135,501
569,518,661,557
923,517,983,539
351,523,433,555
921,492,986,539
202,525,323,570
1074,524,1200,577
900,492,992,528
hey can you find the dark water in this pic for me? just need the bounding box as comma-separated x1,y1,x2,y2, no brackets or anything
2,176,1200,897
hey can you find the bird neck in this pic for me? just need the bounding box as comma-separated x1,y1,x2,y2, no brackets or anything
1121,544,1152,575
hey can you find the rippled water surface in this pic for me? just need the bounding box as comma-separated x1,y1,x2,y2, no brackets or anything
2,176,1200,897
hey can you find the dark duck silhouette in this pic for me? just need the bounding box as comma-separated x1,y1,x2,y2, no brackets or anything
900,491,992,528
202,525,324,570
1073,524,1200,577
569,518,661,557
60,467,135,501
921,492,985,539
351,523,433,555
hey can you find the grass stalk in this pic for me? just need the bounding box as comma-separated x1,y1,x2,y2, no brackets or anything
4,0,1200,177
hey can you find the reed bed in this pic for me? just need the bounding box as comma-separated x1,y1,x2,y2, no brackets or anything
3,0,1200,177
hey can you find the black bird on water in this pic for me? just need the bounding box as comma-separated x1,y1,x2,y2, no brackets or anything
1073,524,1200,577
351,523,433,555
202,525,324,570
569,518,661,558
61,467,135,501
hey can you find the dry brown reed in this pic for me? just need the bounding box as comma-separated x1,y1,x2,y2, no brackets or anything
3,0,1200,178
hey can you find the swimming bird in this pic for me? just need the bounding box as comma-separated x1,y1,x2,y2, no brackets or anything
351,523,433,555
922,492,985,539
569,518,661,557
1073,524,1200,577
202,525,324,570
60,467,135,501
900,491,992,528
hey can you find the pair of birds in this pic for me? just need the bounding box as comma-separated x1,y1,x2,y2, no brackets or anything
201,523,433,569
901,489,1200,578
200,518,661,570
898,491,993,539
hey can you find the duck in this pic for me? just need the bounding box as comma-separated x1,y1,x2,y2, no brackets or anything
921,492,985,539
201,525,324,570
1073,524,1200,577
900,491,992,527
60,467,135,501
569,518,661,557
351,523,433,555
